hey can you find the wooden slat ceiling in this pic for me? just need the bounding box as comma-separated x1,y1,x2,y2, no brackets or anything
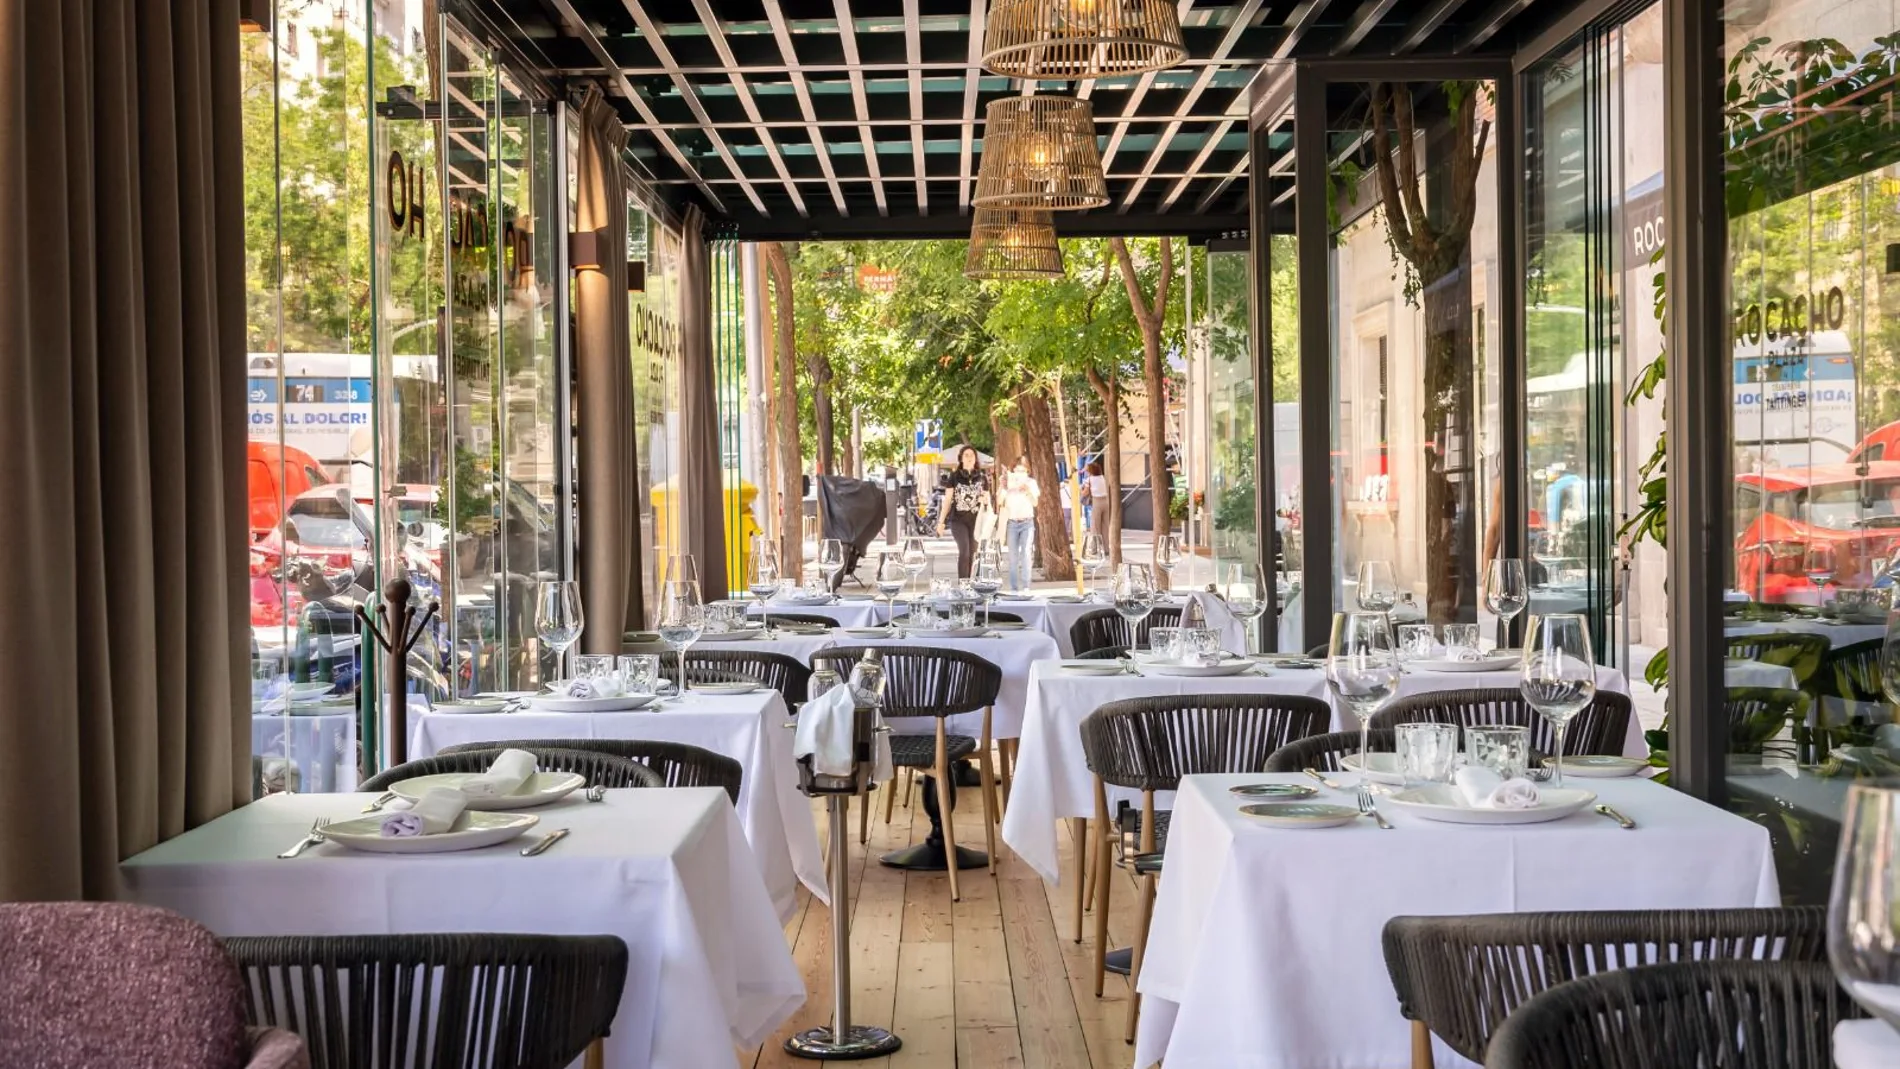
488,0,1570,237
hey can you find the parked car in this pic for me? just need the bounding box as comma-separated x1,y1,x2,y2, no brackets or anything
250,485,373,627
245,440,334,542
1734,461,1900,604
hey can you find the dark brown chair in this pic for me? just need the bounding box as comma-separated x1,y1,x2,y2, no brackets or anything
1383,907,1829,1068
1725,631,1832,687
743,610,836,629
438,739,742,805
1808,638,1883,758
1724,686,1811,755
1075,644,1131,660
360,748,662,791
674,648,812,708
225,934,628,1069
1079,694,1330,1042
1370,688,1633,757
1483,960,1860,1069
812,645,1002,900
1069,606,1183,656
655,652,755,689
1265,728,1398,773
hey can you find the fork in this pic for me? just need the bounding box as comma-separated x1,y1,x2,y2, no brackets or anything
1356,786,1394,830
277,818,331,858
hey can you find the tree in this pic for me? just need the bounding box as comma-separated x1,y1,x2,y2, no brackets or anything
762,242,805,575
1364,80,1490,622
1109,236,1176,580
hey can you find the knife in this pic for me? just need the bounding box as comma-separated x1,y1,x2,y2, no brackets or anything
520,828,571,856
1594,804,1636,830
361,791,397,813
1303,768,1345,791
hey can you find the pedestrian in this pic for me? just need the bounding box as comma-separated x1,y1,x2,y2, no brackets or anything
1000,455,1041,591
1084,460,1109,531
935,445,990,578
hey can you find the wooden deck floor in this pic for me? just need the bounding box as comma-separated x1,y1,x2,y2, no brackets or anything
745,774,1143,1069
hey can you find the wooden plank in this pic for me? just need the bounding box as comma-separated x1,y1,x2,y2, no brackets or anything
998,877,1094,1069
887,942,955,1067
956,1024,1027,1068
1038,818,1141,1069
951,871,1016,1030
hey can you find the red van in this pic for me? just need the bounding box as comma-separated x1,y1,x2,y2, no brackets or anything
246,441,333,541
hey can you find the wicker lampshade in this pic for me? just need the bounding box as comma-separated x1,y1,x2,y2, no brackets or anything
982,0,1186,80
973,96,1109,210
965,208,1065,280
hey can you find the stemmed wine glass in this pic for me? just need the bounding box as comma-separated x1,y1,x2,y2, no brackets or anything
1828,782,1900,1029
534,579,584,679
971,549,1004,627
1483,558,1529,649
1154,534,1183,589
1326,612,1401,780
749,538,780,634
1519,613,1596,787
1223,562,1268,656
657,581,705,704
1080,531,1109,587
818,538,846,595
875,553,907,632
663,554,699,589
1113,563,1157,648
1805,543,1837,606
1355,560,1398,613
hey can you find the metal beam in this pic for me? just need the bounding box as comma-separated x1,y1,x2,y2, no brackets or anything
542,0,725,213
958,0,986,209
616,112,1244,133
1332,0,1402,55
1098,0,1198,176
1454,0,1537,53
904,0,928,212
832,0,889,215
645,168,1253,185
761,0,847,215
617,0,769,215
1293,61,1333,653
544,57,1251,79
1392,0,1469,54
1119,0,1264,211
725,208,1248,241
1247,121,1279,639
687,0,807,216
1192,155,1253,214
1272,0,1339,60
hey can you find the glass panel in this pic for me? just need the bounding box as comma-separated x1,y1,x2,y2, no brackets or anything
634,209,682,623
1719,0,1900,905
1269,233,1303,652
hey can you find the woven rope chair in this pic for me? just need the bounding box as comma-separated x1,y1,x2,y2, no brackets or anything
1724,686,1810,755
1370,688,1632,757
743,610,837,629
1383,907,1828,1068
1264,728,1398,773
1807,638,1882,758
812,645,1002,899
1075,644,1130,661
224,934,628,1069
438,740,741,805
360,748,662,791
1724,631,1832,687
654,652,754,689
1068,606,1183,656
1483,960,1861,1069
980,609,1024,624
673,648,811,708
1079,694,1330,1043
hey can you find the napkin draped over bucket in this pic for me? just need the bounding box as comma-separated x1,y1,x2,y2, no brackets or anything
794,684,893,783
1453,766,1540,809
380,786,467,837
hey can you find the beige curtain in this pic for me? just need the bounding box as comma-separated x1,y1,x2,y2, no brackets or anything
0,0,249,900
676,206,730,598
573,86,640,644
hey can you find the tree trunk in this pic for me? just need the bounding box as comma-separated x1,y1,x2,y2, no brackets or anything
1110,236,1175,586
991,409,1024,470
1421,265,1476,624
760,257,780,554
1018,388,1075,581
807,350,836,475
762,243,804,576
1086,366,1125,566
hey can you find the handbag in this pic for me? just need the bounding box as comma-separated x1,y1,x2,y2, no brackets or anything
974,497,999,542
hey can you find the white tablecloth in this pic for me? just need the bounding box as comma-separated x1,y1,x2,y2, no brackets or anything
1002,660,1637,883
408,691,824,920
1135,774,1779,1069
1835,1020,1900,1067
757,597,886,628
1727,619,1883,648
119,789,803,1069
827,630,1061,739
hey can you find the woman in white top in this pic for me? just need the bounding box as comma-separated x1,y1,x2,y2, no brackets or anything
1083,460,1109,531
999,456,1041,591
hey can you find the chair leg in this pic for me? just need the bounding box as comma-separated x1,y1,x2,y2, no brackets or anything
980,708,1002,831
936,722,960,902
977,738,999,875
1070,816,1088,943
858,782,871,845
1411,1020,1436,1069
883,767,899,824
584,1038,605,1069
903,766,915,808
1123,872,1157,1044
1091,778,1112,997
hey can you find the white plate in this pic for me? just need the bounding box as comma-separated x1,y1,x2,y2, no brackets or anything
770,623,831,635
838,593,877,602
287,682,335,699
322,811,540,853
1340,752,1405,784
984,621,1029,631
1543,755,1648,778
1383,784,1597,825
1059,660,1126,674
1143,661,1256,678
1253,654,1322,670
528,694,658,713
1046,595,1086,604
389,771,585,810
777,595,836,606
842,626,894,637
995,593,1035,601
1412,655,1520,673
431,699,510,715
692,680,762,695
477,691,540,702
696,628,768,643
901,626,988,639
1238,802,1360,829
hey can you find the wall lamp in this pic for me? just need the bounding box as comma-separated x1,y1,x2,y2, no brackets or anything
567,228,607,272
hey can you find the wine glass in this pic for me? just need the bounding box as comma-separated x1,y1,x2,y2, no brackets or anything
1483,558,1529,648
1154,534,1183,587
534,579,584,678
1113,563,1156,644
902,536,929,579
1223,561,1267,656
875,553,907,631
1079,531,1109,584
657,581,705,703
1355,560,1398,613
664,554,699,589
818,538,846,594
749,538,780,633
1828,782,1900,1029
1326,611,1400,779
1805,543,1837,606
971,550,1004,627
1518,613,1596,788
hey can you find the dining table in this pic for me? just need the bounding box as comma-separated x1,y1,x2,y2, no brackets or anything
1001,658,1637,883
407,689,825,921
119,787,804,1069
1133,773,1779,1069
1835,1020,1900,1068
753,594,887,629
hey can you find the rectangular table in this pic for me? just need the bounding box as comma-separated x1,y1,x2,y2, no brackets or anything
1135,774,1779,1069
1001,660,1637,883
120,789,804,1069
408,691,825,921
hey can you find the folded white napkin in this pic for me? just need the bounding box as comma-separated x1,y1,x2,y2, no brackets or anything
458,748,537,798
551,676,624,700
380,786,467,837
1187,591,1246,656
1453,766,1540,809
794,684,857,777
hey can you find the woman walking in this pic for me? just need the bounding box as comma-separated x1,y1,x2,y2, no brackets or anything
935,445,990,578
1000,456,1041,591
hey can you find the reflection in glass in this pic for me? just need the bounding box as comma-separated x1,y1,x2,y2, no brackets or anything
1828,783,1900,1028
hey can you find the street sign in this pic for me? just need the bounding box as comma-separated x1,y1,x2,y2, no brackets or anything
914,418,942,462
